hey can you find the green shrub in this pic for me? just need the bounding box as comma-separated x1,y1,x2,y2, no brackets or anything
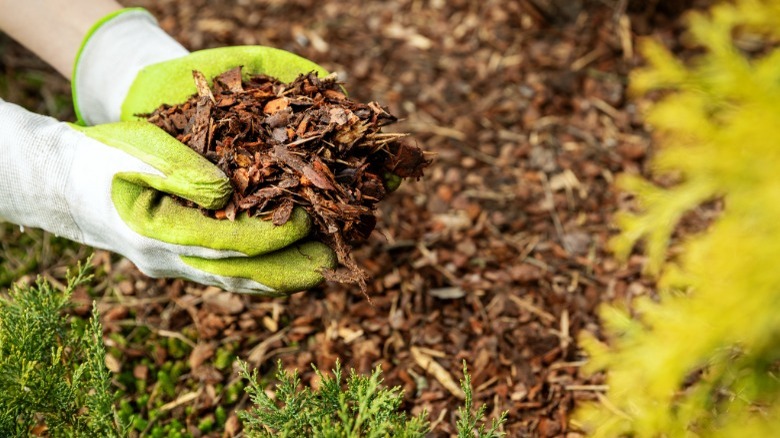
0,259,124,436
239,359,507,438
456,361,507,438
576,0,780,436
238,360,430,438
0,257,506,436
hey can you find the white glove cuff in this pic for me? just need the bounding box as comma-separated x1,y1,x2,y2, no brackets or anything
73,9,189,125
0,99,81,241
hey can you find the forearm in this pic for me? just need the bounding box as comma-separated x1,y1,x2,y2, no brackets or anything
0,0,122,78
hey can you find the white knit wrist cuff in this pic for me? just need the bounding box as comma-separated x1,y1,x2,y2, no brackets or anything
0,99,81,240
73,9,189,125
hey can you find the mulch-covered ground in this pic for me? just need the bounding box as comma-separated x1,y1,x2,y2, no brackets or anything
0,1,715,436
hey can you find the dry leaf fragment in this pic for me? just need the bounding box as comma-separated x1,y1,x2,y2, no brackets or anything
272,199,295,225
203,290,245,314
234,168,250,192
224,199,237,221
133,364,149,380
247,329,288,365
234,152,253,168
329,107,351,125
30,424,48,436
389,140,431,178
224,414,241,437
170,112,188,130
410,346,465,399
216,95,236,107
104,353,121,373
189,342,216,370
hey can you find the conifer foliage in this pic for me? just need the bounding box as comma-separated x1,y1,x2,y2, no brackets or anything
577,0,780,435
0,264,504,437
239,360,430,437
238,359,506,438
0,260,123,436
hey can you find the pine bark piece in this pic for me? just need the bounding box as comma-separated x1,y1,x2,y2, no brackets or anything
214,66,244,93
190,97,213,155
190,71,215,154
145,69,431,293
271,145,337,192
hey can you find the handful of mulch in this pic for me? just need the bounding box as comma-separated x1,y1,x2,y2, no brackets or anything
145,67,430,291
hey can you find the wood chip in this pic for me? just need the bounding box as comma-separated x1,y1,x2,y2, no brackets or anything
189,342,216,370
192,70,215,103
428,286,466,299
216,66,244,93
190,95,213,154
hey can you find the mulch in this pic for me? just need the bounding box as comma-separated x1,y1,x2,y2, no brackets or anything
145,69,430,290
0,0,715,436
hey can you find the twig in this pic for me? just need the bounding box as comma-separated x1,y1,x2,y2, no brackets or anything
507,295,556,323
159,388,203,412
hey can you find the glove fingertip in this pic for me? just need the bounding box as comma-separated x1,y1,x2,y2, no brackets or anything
179,241,336,295
192,177,232,210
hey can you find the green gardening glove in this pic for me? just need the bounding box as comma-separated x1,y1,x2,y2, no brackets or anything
67,8,337,294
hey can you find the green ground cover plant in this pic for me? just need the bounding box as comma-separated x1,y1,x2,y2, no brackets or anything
0,257,506,436
239,359,506,438
239,360,431,438
0,259,124,436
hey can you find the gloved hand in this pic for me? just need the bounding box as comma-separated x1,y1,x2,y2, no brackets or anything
0,101,334,294
0,8,336,295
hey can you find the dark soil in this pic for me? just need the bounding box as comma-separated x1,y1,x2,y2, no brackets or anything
0,0,716,436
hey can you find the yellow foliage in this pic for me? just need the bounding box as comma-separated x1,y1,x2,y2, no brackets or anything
576,1,780,436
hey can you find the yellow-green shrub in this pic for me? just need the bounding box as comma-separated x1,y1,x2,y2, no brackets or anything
576,0,780,436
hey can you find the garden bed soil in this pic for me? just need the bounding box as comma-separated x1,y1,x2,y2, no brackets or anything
0,0,715,436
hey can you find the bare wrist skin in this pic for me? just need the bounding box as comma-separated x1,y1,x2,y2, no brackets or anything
0,0,122,78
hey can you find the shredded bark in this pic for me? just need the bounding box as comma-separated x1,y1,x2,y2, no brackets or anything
145,68,431,290
5,1,722,434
